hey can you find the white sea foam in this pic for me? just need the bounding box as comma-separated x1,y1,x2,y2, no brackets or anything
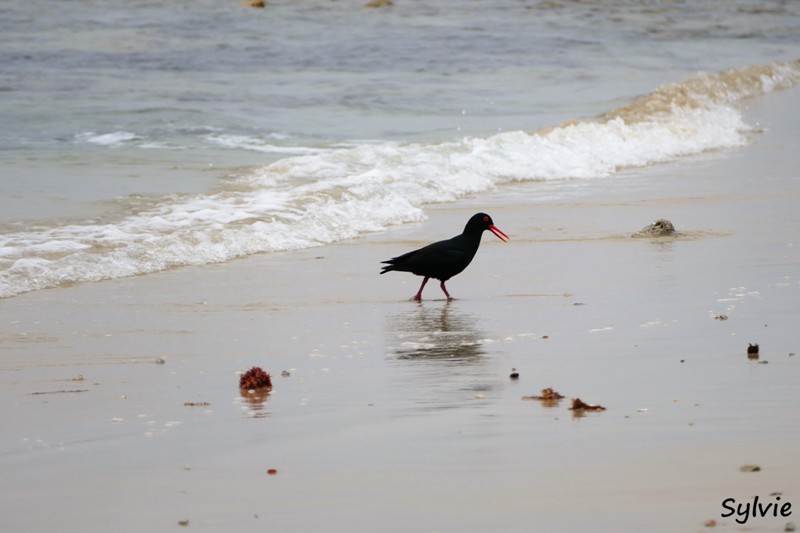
204,133,326,155
75,131,140,147
2,61,798,299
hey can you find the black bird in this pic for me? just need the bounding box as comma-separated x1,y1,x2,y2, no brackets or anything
380,212,509,301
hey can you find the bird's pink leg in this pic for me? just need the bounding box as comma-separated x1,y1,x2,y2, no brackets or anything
440,281,454,301
412,277,429,301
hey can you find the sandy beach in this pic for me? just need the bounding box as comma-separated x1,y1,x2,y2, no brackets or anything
2,85,799,532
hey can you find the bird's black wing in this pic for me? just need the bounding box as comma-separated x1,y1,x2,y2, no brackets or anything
380,237,468,279
380,246,425,274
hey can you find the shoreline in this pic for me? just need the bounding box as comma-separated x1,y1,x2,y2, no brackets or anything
1,86,799,532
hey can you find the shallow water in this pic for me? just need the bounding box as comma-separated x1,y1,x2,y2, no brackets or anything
1,0,799,298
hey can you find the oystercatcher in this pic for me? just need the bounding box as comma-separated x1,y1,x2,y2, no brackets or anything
380,212,509,301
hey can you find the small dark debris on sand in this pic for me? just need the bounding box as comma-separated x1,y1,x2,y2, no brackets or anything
747,343,759,355
509,368,520,379
30,389,89,395
239,366,272,390
184,402,211,407
569,398,606,411
739,464,761,472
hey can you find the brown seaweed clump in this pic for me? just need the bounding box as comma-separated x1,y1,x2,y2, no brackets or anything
523,387,565,401
239,366,272,391
522,387,565,407
569,398,606,411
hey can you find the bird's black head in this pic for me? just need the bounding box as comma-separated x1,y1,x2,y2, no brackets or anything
465,213,509,242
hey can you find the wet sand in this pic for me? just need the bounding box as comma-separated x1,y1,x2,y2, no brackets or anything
1,86,799,532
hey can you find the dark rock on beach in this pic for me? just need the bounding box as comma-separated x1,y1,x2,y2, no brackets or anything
748,343,760,359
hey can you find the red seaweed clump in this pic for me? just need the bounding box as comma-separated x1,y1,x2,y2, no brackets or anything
239,366,272,390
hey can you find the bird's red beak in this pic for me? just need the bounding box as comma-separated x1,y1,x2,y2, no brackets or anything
489,224,510,242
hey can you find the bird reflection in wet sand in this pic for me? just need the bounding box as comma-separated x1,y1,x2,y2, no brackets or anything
389,301,485,360
386,301,496,412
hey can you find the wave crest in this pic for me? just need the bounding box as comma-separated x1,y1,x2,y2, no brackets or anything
2,60,798,298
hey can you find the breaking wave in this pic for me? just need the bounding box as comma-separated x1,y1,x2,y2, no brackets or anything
2,60,798,299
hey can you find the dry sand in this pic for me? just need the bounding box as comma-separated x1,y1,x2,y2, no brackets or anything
1,87,799,532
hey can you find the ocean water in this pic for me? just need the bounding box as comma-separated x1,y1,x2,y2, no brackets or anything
1,0,799,299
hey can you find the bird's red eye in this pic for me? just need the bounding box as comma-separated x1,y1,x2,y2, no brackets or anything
483,216,489,222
